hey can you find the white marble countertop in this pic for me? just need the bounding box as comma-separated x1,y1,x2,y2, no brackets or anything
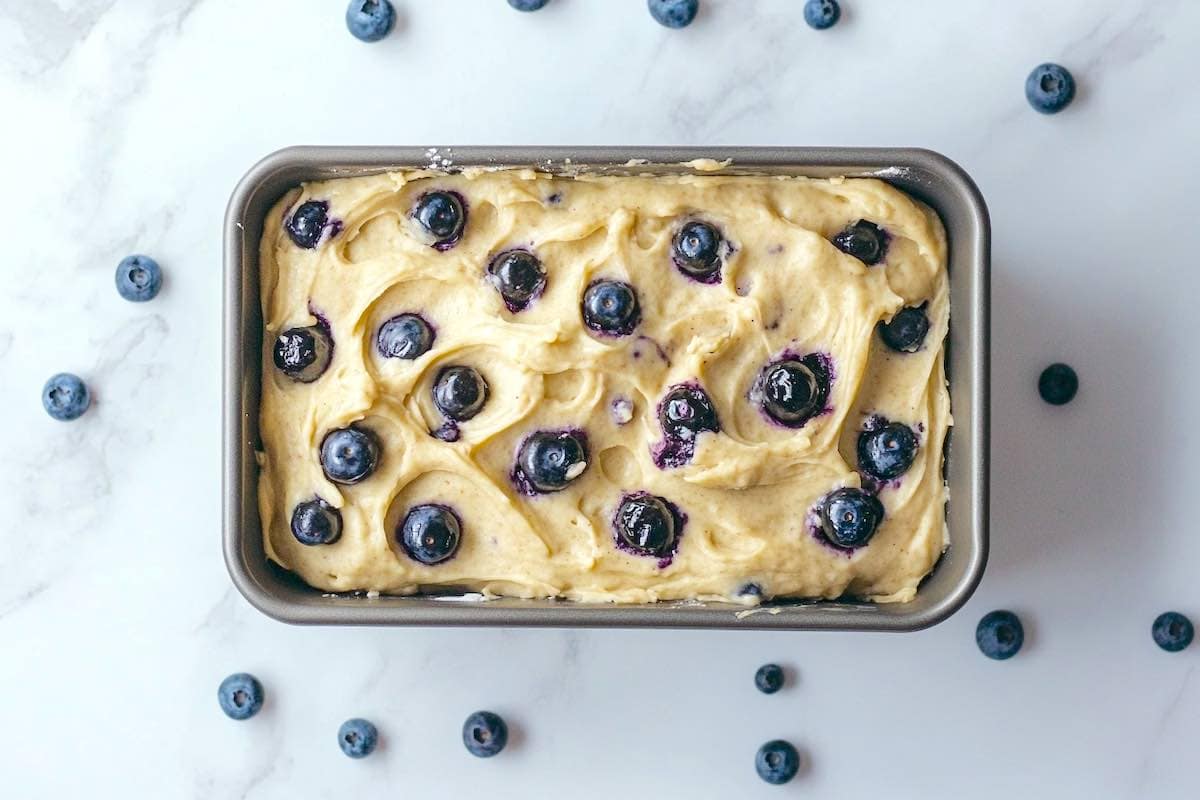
2,0,1198,796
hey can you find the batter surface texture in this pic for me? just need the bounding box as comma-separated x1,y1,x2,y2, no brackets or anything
258,168,950,603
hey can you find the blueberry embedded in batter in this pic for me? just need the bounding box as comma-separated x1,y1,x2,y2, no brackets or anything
652,382,720,468
273,325,333,382
613,491,685,564
581,279,641,336
817,487,884,550
752,354,831,428
432,365,489,421
398,503,462,565
412,190,466,250
290,497,342,546
857,419,919,481
487,249,547,312
513,429,590,494
671,219,724,283
286,200,341,249
878,304,930,353
376,313,435,360
831,219,888,265
319,425,381,485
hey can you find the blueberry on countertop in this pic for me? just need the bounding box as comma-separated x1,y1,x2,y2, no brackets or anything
658,384,720,441
756,358,827,427
832,220,887,265
755,740,800,785
648,0,698,28
413,191,466,249
508,0,549,10
399,504,462,565
345,0,395,42
42,373,90,421
338,718,379,758
1038,363,1078,405
274,325,333,382
976,610,1024,660
515,429,589,493
487,249,547,311
615,492,677,558
463,711,508,758
857,421,918,480
754,664,784,694
218,673,263,721
582,279,641,336
377,313,434,360
818,487,883,549
320,426,381,484
433,366,489,421
879,305,930,353
672,220,723,282
803,0,840,29
286,200,335,249
114,254,162,302
1152,612,1194,652
1026,63,1075,114
290,498,343,546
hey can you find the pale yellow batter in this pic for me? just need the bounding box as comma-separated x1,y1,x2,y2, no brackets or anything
257,168,950,604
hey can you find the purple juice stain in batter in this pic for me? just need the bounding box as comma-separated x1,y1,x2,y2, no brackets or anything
303,300,336,362
431,421,460,442
750,349,835,429
611,491,687,568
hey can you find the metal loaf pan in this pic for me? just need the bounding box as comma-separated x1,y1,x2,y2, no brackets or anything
224,146,989,630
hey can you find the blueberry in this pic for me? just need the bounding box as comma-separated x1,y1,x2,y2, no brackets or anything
462,710,508,758
671,220,723,281
857,421,918,480
614,492,677,557
1025,63,1075,114
648,0,698,28
803,0,840,29
413,191,466,249
581,279,641,336
756,358,827,427
433,366,489,421
42,373,90,421
831,220,887,265
218,673,263,721
508,0,549,10
879,305,930,353
515,429,589,493
319,426,381,484
377,313,434,360
337,718,379,758
345,0,395,43
658,384,719,440
398,504,462,565
1152,612,1194,653
976,610,1024,660
754,664,784,694
1038,363,1078,405
818,487,883,549
273,325,333,382
286,200,333,249
755,740,800,785
290,498,342,546
487,250,547,311
114,254,162,302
